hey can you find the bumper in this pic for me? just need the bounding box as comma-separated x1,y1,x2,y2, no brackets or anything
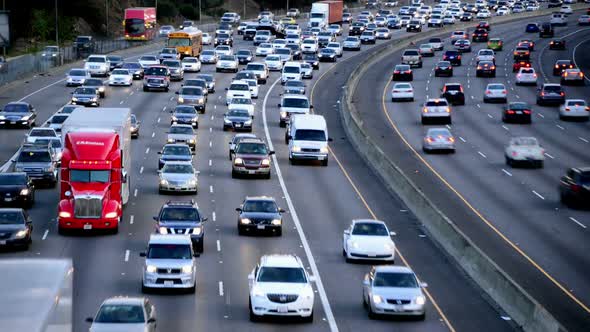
0,194,34,207
87,69,109,76
423,143,455,151
71,99,99,106
144,83,169,90
391,93,414,100
537,97,565,105
250,296,313,318
290,152,328,161
239,223,281,233
172,119,199,127
476,70,495,76
143,271,195,289
232,165,270,176
109,80,132,85
347,250,394,261
224,122,252,131
159,183,198,193
503,114,531,122
66,80,84,86
0,119,33,126
371,301,425,317
169,73,183,80
0,236,30,247
435,69,453,76
58,216,119,230
25,172,57,184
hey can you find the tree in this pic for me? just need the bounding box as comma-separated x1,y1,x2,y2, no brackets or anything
31,9,52,42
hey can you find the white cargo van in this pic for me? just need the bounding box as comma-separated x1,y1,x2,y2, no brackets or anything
281,61,302,84
286,114,331,166
278,94,312,127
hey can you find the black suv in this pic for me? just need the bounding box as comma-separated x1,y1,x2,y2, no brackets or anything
236,196,285,236
158,143,194,169
0,208,33,250
349,22,366,35
435,61,453,77
0,173,35,208
539,22,554,38
472,28,489,42
215,33,233,47
441,83,465,105
443,50,461,66
536,83,565,105
154,200,207,253
0,102,37,128
476,61,496,77
74,35,95,58
236,49,253,64
560,167,590,208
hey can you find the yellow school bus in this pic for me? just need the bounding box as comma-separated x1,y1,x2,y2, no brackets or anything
167,29,203,58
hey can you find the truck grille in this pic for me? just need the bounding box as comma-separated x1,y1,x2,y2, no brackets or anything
301,148,320,153
267,294,298,303
74,197,102,218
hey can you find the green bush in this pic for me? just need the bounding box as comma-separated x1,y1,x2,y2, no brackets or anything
157,0,178,19
179,4,199,20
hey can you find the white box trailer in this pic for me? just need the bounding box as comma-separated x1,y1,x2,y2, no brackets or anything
0,259,73,332
61,108,132,205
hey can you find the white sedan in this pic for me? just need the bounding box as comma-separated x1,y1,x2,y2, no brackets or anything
505,137,545,168
343,219,396,263
559,99,590,120
108,69,133,86
476,10,491,18
515,68,538,85
560,5,573,15
181,57,201,72
391,82,414,102
264,55,283,71
483,83,507,103
476,49,495,64
202,33,212,45
255,43,274,56
326,42,343,57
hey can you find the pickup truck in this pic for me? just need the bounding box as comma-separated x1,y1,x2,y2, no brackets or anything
401,49,423,68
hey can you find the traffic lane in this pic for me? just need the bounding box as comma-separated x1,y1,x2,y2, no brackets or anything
354,19,590,331
573,35,590,77
537,26,590,86
268,42,513,331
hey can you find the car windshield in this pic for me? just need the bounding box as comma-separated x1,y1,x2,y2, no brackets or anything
345,37,358,42
395,65,410,71
85,79,103,86
17,150,51,163
107,55,122,62
321,49,335,54
218,33,230,39
236,143,267,154
219,55,235,61
243,200,278,212
69,69,87,76
148,243,192,259
112,69,129,75
161,207,199,221
228,109,250,117
196,75,213,82
231,98,252,105
60,105,79,113
145,67,167,76
70,170,110,183
50,115,68,124
286,81,304,87
94,304,145,324
283,98,309,108
163,60,180,67
404,50,419,56
437,61,450,67
170,126,193,134
230,84,249,91
237,50,251,56
352,222,388,236
426,100,448,106
266,56,281,61
186,80,206,87
513,137,538,146
2,104,28,113
162,164,193,174
521,69,534,74
294,129,325,141
183,58,198,63
140,56,157,61
74,88,96,95
374,272,419,288
202,50,215,56
544,85,562,92
175,107,197,115
181,87,203,96
163,145,191,155
276,49,290,55
258,267,307,283
162,48,176,54
0,174,26,185
87,57,105,63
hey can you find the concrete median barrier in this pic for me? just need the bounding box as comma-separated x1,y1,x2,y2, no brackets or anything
338,5,587,332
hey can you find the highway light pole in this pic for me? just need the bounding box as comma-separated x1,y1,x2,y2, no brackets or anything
55,0,59,46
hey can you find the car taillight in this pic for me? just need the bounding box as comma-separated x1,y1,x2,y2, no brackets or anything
445,108,451,113
581,73,585,77
448,137,455,142
491,66,496,70
571,184,581,192
393,89,400,92
436,66,440,70
426,137,434,142
502,90,507,94
533,74,537,78
507,110,515,114
485,90,491,94
423,108,428,113
541,92,545,96
394,70,400,74
458,55,461,59
524,110,531,114
511,151,518,156
555,65,559,68
560,92,565,96
405,70,411,74
565,107,570,111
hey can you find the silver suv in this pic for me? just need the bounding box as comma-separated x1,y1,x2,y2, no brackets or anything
13,143,58,187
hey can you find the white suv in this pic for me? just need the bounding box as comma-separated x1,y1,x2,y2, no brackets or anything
226,80,251,105
281,61,302,84
141,234,197,293
248,254,315,322
84,55,110,77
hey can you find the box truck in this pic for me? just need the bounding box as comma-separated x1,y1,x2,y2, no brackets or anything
309,1,344,28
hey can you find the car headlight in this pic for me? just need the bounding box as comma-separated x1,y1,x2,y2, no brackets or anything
372,294,383,304
172,116,178,121
71,97,78,102
98,87,105,92
193,227,202,235
159,226,168,234
58,211,71,218
15,229,29,239
240,218,251,224
21,115,31,121
20,189,29,196
182,265,193,273
160,179,169,185
415,295,426,305
0,116,5,120
350,240,359,249
245,119,252,125
320,147,329,154
167,138,175,143
261,159,270,166
188,139,195,144
252,287,265,297
42,53,47,56
189,179,197,185
105,211,118,218
280,111,287,118
146,265,157,273
385,242,395,251
234,157,243,165
178,97,184,103
291,146,301,153
224,118,232,123
271,219,281,225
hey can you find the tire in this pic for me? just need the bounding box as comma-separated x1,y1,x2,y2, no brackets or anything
231,170,238,178
279,121,286,128
141,282,149,293
321,159,328,167
537,160,544,168
164,87,169,92
265,172,271,179
143,86,148,92
276,227,282,236
249,299,259,322
506,156,512,166
187,282,196,294
368,303,378,319
303,311,314,323
417,312,426,321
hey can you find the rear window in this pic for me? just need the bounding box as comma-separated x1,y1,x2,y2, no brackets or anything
521,69,534,74
543,85,562,92
566,100,587,106
426,100,448,106
403,50,419,56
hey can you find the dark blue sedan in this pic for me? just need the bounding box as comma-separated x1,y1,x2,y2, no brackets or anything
525,23,540,33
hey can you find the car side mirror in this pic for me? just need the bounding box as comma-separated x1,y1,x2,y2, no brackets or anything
328,137,333,142
420,282,428,288
269,150,275,155
308,275,317,282
310,105,314,109
236,207,242,212
344,229,350,235
147,318,156,324
70,92,74,94
85,317,93,323
279,208,286,213
362,279,370,286
153,216,158,220
202,217,208,222
248,272,255,281
139,252,146,257
390,231,397,236
175,91,179,94
277,103,281,107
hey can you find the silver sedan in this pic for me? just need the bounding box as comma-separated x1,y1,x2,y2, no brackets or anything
158,161,199,194
422,127,455,153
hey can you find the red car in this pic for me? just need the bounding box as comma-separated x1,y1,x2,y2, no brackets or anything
477,21,490,30
513,60,532,72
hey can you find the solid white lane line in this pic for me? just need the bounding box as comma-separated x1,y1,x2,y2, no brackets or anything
572,32,590,82
218,281,224,296
502,125,509,131
532,190,545,200
578,137,589,143
134,189,138,197
569,217,587,229
544,152,555,159
145,147,150,154
556,124,564,130
124,250,130,262
478,151,487,158
538,113,545,118
18,79,67,101
216,240,221,252
501,169,512,177
459,137,466,143
209,185,213,193
209,159,212,166
140,166,144,174
212,212,216,222
130,215,135,225
42,229,49,240
262,78,338,332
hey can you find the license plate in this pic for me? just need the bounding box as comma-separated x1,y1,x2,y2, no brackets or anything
257,225,265,230
248,170,256,174
393,305,404,312
277,306,288,313
368,253,377,257
516,111,522,114
83,224,92,230
235,124,241,127
164,280,174,286
10,121,16,124
318,156,325,160
4,198,13,202
0,240,5,245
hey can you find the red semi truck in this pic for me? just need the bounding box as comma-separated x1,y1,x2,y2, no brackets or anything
57,108,132,235
124,7,157,40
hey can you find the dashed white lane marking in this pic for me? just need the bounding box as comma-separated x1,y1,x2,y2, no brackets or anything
134,189,138,197
544,152,555,159
211,115,214,120
209,159,212,166
157,117,161,123
579,137,589,143
212,212,216,222
459,137,466,142
209,185,213,193
471,95,475,99
130,91,134,96
163,106,167,111
139,166,144,174
556,124,564,130
209,141,212,148
145,147,150,154
151,132,155,138
515,95,520,99
538,113,545,118
169,96,174,101
445,125,451,130
216,240,221,252
532,190,545,200
218,281,224,296
124,250,130,262
478,151,487,158
569,217,587,229
502,125,509,131
119,100,124,104
476,103,481,108
501,169,513,177
210,127,212,132
214,105,217,109
130,215,134,225
42,229,49,240
487,114,493,119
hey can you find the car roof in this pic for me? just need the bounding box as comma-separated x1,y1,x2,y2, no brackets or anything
353,219,386,225
260,254,302,268
374,265,414,274
239,138,265,144
245,196,276,202
101,296,145,306
149,234,192,244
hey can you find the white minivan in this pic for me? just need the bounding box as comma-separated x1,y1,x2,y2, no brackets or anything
281,61,302,84
286,114,331,166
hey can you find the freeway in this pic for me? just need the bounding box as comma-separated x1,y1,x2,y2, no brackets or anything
352,10,590,332
0,9,521,332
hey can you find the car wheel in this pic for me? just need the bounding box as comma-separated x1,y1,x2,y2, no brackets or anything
537,160,544,168
505,156,512,166
368,303,378,319
231,170,238,179
141,282,149,293
276,227,282,236
303,311,314,323
265,172,271,179
417,312,426,321
321,159,328,167
279,121,286,128
187,282,196,294
249,299,259,322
